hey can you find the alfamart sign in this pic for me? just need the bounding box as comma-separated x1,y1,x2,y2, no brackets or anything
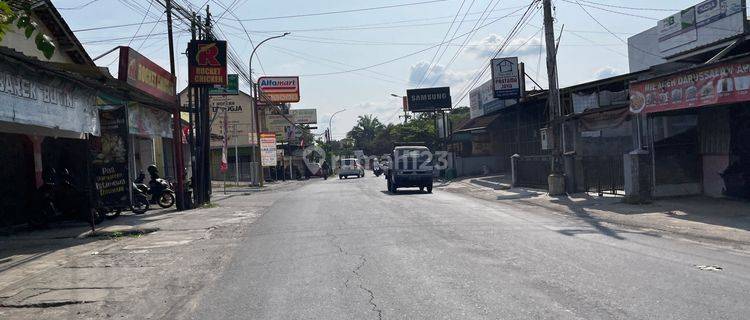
258,76,300,103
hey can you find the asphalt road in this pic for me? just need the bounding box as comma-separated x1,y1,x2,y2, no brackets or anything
188,174,750,320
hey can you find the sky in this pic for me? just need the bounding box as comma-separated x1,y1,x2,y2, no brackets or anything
56,0,718,139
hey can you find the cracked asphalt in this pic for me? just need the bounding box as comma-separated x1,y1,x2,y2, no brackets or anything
186,174,750,320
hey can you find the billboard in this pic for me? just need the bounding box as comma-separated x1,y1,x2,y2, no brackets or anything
209,74,239,95
656,0,746,57
187,40,228,86
260,132,278,167
258,76,300,103
406,87,452,112
491,57,521,99
629,58,750,114
118,47,176,104
290,108,317,124
469,79,517,119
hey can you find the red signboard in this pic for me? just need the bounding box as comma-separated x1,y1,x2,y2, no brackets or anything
118,47,176,104
630,59,750,114
187,40,228,86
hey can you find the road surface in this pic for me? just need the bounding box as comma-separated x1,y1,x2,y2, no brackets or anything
186,174,750,320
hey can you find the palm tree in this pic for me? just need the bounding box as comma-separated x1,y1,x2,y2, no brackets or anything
346,115,385,154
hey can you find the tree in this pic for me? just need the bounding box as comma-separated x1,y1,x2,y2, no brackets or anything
346,114,385,154
0,1,56,59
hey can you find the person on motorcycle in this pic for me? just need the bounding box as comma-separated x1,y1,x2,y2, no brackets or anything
147,165,165,203
321,160,329,180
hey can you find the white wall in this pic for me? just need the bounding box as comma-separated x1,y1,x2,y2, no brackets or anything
0,15,74,63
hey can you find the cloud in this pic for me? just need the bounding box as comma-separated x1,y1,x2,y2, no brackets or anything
466,34,543,59
593,66,621,80
408,61,472,87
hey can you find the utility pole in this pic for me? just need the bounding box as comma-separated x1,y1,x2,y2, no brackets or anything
542,0,565,195
165,0,186,210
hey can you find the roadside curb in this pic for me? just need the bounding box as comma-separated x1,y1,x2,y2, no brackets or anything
441,180,750,248
77,227,160,239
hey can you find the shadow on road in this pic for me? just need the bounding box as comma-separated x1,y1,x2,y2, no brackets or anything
380,190,431,196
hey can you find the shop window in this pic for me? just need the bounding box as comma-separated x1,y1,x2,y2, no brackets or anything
651,114,700,185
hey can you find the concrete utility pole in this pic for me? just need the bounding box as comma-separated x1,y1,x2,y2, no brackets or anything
165,0,186,209
542,0,565,195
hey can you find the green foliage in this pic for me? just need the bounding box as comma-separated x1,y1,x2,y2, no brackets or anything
0,1,56,59
339,107,470,155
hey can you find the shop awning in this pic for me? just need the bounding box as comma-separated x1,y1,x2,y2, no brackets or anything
452,112,504,134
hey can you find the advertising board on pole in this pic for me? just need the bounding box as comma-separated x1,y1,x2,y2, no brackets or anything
118,46,176,104
209,74,239,95
491,57,521,99
406,87,452,112
187,40,228,86
258,76,300,103
260,132,278,167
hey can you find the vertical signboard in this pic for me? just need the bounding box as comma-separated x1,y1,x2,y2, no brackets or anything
260,132,278,167
187,40,228,86
90,106,130,208
491,57,520,99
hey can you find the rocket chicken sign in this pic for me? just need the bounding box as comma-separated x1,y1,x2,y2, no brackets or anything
118,47,176,103
187,40,228,86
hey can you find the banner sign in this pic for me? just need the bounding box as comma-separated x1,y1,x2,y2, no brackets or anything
187,40,228,86
491,57,521,99
258,76,300,103
260,132,278,166
655,0,745,56
630,59,750,114
209,74,239,95
291,108,317,124
406,87,452,112
90,106,130,208
0,63,99,136
118,47,176,104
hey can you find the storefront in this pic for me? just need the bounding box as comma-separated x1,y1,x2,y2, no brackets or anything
0,49,100,227
630,55,750,199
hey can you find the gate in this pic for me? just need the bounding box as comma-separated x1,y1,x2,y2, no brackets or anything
515,155,551,188
580,155,624,195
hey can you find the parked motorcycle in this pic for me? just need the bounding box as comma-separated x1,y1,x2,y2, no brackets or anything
134,172,175,209
96,184,150,218
29,168,103,228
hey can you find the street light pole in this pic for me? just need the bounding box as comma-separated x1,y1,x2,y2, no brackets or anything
390,93,410,124
328,109,346,143
249,32,290,187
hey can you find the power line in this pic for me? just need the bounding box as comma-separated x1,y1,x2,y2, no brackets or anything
416,0,470,87
570,0,662,58
575,0,678,12
127,0,155,46
235,0,449,22
432,0,501,87
297,5,529,77
57,0,103,10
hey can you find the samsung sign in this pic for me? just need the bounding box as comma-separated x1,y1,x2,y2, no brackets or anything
406,87,452,112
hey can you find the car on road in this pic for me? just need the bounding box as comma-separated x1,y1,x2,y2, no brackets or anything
339,158,364,179
385,145,433,193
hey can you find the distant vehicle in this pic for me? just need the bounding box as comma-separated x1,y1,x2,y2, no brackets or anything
373,159,383,177
339,158,364,179
384,145,433,193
